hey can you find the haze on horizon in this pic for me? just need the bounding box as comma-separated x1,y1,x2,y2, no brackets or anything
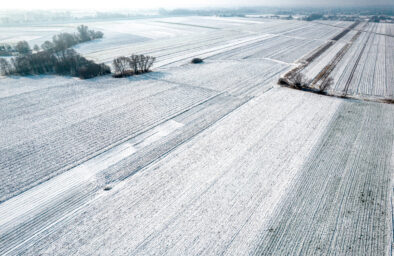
2,0,393,10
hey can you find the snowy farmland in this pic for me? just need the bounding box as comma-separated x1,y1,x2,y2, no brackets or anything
0,16,393,255
299,21,394,100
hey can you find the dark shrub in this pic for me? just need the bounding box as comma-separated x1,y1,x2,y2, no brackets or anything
14,41,31,55
0,58,12,75
5,48,110,79
94,31,104,39
78,25,103,42
77,63,111,79
191,58,203,64
41,41,55,51
77,25,90,42
305,13,324,21
278,77,290,86
53,33,78,51
0,44,15,56
11,57,31,75
33,44,40,52
90,30,104,39
289,73,309,89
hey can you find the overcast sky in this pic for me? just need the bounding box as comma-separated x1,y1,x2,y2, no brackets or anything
2,0,393,10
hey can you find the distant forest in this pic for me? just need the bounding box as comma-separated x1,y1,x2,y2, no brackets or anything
0,6,392,25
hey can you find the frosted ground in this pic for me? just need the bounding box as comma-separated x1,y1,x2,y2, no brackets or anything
0,16,393,255
301,21,394,100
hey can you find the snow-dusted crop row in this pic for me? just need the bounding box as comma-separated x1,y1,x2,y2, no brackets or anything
297,21,393,100
302,41,348,79
282,22,345,41
329,24,394,98
83,29,250,64
0,91,248,256
253,101,393,255
10,88,344,255
10,87,392,256
0,16,392,255
0,76,219,202
80,18,339,66
208,35,324,64
0,17,358,202
160,59,289,97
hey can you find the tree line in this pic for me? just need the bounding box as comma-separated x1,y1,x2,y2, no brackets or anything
0,41,31,56
0,48,111,79
0,50,156,80
0,25,109,79
0,25,157,79
0,25,103,56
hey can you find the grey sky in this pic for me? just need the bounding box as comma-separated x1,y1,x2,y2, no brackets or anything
2,0,392,10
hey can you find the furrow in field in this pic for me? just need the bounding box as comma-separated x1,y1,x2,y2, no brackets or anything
155,59,290,98
252,101,394,255
0,84,218,202
0,93,248,256
14,88,344,255
0,79,176,146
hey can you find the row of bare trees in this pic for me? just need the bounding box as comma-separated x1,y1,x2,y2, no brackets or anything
112,54,156,77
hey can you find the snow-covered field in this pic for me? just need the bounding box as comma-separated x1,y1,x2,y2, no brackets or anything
0,16,393,255
329,23,394,99
300,22,394,100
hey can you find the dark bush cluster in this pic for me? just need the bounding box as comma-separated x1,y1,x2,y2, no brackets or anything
191,58,203,64
0,25,109,79
0,25,103,57
42,25,104,52
0,41,31,56
304,13,324,21
0,44,14,56
77,25,104,42
112,54,156,78
0,48,110,79
290,73,310,89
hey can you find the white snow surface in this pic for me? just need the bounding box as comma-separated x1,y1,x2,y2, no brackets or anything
0,16,393,256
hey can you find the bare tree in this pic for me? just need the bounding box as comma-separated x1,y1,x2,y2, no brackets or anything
130,54,155,74
141,55,155,72
129,55,139,74
113,56,131,76
289,72,310,89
